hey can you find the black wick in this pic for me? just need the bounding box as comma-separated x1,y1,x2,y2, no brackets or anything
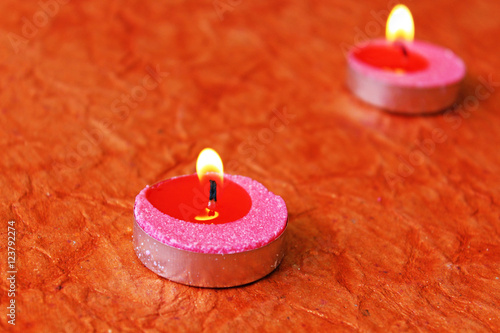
395,41,409,58
401,45,408,57
209,180,217,202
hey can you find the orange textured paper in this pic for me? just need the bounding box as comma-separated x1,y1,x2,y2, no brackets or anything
1,0,500,332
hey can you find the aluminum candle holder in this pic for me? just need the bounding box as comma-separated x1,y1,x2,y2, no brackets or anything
134,220,287,288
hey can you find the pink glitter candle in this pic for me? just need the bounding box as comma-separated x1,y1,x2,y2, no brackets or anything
347,5,466,114
133,149,288,288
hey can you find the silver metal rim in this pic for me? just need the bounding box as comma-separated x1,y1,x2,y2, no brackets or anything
133,219,287,288
347,66,462,114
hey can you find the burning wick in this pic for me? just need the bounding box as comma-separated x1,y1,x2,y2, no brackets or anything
208,179,217,209
194,180,219,221
194,148,222,222
395,41,409,58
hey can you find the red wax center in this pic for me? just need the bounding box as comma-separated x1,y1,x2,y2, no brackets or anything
353,43,428,73
146,175,252,224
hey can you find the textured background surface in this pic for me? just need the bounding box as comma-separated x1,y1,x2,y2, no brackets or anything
1,0,500,332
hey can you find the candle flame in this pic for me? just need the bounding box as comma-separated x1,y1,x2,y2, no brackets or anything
195,148,223,222
196,148,223,184
386,4,414,42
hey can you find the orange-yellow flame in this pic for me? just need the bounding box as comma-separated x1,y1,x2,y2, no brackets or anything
386,4,414,42
196,148,223,183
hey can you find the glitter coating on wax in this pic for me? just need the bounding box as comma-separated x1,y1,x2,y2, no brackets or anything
134,174,288,254
348,39,466,88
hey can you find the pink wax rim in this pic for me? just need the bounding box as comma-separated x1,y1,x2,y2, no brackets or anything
348,39,466,88
134,174,288,254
